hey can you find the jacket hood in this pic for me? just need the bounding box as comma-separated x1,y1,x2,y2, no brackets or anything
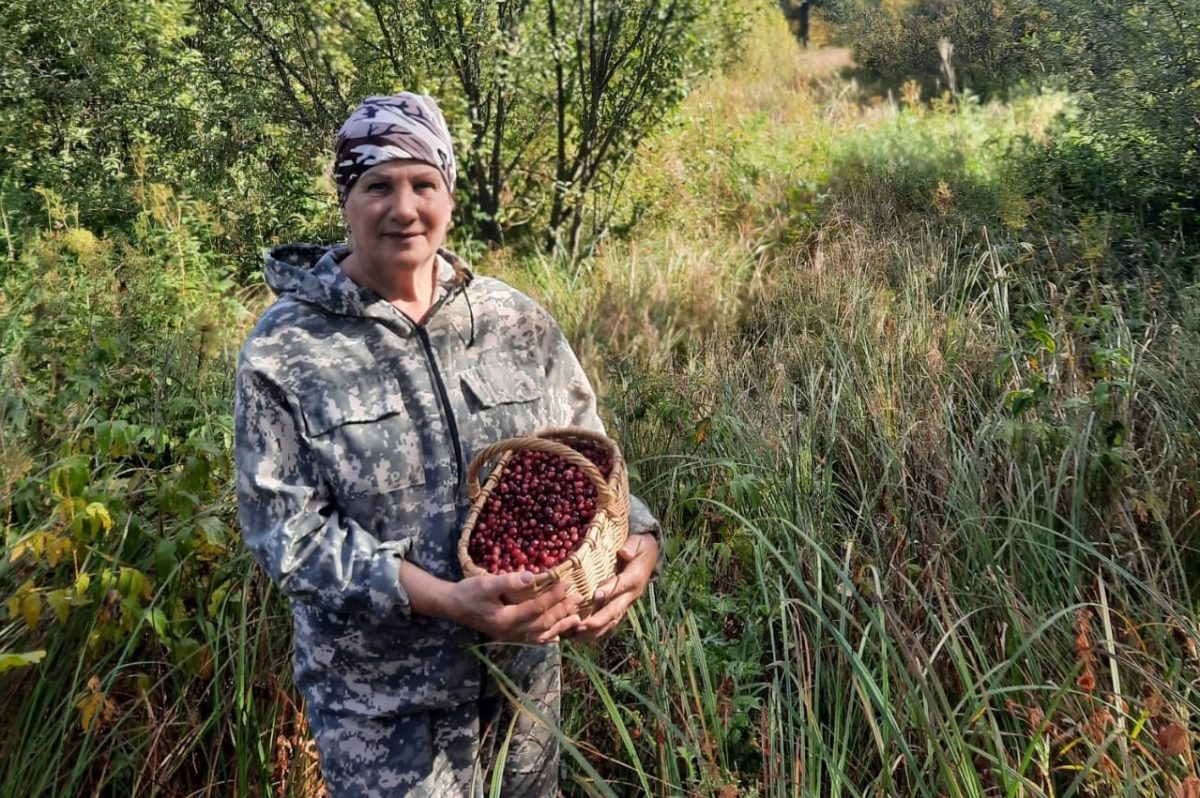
263,243,474,320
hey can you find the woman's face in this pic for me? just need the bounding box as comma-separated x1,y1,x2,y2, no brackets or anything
342,159,453,277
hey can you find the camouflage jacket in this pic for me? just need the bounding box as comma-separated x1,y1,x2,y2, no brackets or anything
234,243,660,716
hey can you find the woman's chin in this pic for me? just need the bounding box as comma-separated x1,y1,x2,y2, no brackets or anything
365,246,437,274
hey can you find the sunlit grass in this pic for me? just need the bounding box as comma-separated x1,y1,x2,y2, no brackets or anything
2,1,1198,796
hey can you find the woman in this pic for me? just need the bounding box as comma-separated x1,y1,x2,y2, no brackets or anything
233,93,661,797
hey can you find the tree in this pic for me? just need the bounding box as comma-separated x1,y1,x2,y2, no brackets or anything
1032,0,1199,235
543,0,714,257
780,0,812,48
191,0,734,255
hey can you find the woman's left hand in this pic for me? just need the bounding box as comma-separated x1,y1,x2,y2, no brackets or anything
571,533,659,642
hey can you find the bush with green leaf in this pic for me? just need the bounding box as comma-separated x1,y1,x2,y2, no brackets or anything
0,186,313,795
826,0,1042,95
1028,0,1200,249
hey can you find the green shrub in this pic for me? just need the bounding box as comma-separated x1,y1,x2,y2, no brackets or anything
827,0,1041,95
1029,0,1200,246
823,91,1064,232
0,187,296,795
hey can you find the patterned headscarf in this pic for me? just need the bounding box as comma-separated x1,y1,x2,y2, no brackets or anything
333,93,457,205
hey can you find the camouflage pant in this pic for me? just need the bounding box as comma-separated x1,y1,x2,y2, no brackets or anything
309,644,561,798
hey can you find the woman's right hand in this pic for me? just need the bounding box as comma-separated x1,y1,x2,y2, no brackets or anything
444,571,584,644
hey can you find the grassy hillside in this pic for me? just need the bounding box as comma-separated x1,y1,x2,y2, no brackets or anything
1,3,1198,796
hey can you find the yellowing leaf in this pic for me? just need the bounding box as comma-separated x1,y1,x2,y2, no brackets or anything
9,541,28,562
46,590,70,624
85,502,113,534
75,572,91,596
46,535,72,567
21,593,42,628
206,583,229,617
49,457,89,499
0,650,46,674
118,568,152,601
77,687,102,733
75,676,118,733
4,573,37,617
60,496,85,522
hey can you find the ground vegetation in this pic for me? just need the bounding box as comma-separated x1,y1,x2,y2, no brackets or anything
2,1,1198,795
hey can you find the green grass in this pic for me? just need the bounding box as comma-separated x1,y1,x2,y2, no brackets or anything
2,2,1198,796
545,8,1200,796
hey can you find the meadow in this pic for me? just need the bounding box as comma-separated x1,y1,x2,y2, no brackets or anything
2,2,1198,796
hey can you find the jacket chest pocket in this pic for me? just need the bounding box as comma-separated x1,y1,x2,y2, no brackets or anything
298,386,426,500
459,361,545,451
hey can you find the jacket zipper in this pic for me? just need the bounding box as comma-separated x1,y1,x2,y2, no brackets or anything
414,312,465,497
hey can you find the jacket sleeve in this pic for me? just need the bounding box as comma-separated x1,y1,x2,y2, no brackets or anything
234,363,414,617
539,315,663,542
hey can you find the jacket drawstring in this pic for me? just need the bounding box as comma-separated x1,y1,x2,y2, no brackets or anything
441,248,476,348
463,286,476,348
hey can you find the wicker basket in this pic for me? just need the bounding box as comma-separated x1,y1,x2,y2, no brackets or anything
457,427,630,616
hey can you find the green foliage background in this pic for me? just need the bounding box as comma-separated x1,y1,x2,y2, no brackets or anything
827,0,1200,244
2,0,1199,795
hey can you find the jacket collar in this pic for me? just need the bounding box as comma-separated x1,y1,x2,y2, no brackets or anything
264,242,475,339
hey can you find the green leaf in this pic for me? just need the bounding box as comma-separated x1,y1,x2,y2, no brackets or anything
49,456,90,499
0,650,47,674
94,419,140,457
46,589,70,624
1029,327,1057,353
145,608,171,644
118,567,150,601
154,538,179,580
195,516,228,550
1007,387,1037,416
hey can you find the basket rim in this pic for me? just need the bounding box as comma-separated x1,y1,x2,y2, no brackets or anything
466,436,612,504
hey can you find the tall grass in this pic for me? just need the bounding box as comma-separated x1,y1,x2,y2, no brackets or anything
0,185,321,796
2,2,1198,796
556,214,1200,793
542,6,1200,796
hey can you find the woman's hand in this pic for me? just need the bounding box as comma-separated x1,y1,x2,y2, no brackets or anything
442,571,585,644
572,533,659,643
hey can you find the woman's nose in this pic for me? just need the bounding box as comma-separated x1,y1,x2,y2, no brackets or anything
389,188,418,221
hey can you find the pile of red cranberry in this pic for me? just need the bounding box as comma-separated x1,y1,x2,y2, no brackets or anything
468,439,615,575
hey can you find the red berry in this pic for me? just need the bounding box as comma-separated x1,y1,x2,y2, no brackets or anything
469,440,616,574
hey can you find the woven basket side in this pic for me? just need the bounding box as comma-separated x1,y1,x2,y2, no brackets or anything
537,429,630,607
